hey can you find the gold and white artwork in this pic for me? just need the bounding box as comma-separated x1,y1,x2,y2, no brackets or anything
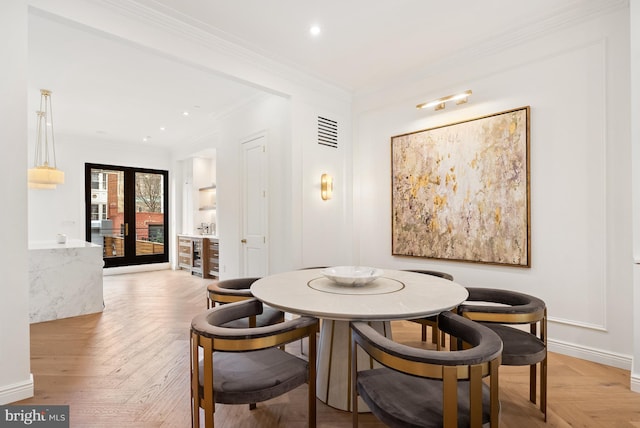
391,107,530,266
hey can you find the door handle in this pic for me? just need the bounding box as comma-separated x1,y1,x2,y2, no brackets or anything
125,223,129,236
241,239,247,243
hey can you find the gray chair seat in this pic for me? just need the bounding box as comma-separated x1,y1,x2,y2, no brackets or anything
481,323,546,366
199,348,308,404
357,367,492,428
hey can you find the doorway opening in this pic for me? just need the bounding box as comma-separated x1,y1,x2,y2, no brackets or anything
85,163,169,268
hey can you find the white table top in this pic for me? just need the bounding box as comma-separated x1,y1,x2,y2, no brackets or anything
250,268,469,321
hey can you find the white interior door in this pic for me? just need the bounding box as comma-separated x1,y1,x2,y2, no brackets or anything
241,134,268,277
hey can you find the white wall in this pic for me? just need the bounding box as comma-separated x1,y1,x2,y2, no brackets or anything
299,99,354,269
28,135,172,242
354,8,633,368
0,0,33,404
214,94,291,278
630,0,640,392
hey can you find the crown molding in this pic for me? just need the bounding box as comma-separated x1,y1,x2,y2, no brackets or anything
356,0,629,98
38,0,628,99
91,0,352,97
95,0,264,68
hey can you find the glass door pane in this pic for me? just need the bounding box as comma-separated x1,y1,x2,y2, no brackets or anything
134,172,165,256
86,163,169,268
89,168,125,259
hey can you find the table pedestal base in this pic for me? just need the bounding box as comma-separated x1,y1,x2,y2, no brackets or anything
316,319,391,412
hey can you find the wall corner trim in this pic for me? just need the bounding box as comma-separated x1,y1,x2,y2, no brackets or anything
0,374,34,405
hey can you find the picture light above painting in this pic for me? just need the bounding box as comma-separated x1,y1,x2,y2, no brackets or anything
391,106,530,267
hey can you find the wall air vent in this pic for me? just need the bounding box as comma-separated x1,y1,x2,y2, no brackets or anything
318,116,338,149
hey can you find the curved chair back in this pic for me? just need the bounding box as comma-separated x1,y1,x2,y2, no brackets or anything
351,311,502,427
403,269,455,347
191,299,319,427
207,277,261,307
403,269,454,281
458,287,547,421
206,277,283,328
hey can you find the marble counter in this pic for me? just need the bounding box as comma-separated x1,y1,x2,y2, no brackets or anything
28,239,104,323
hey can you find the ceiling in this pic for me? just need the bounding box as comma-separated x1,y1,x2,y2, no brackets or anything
28,0,615,148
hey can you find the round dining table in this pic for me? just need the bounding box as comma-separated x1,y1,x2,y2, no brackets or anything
250,268,469,412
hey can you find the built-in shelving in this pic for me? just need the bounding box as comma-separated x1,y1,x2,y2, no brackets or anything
198,184,217,211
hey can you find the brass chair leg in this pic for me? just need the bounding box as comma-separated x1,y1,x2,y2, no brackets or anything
530,363,537,404
541,357,548,421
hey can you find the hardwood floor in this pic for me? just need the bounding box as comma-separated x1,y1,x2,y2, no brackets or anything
15,270,640,427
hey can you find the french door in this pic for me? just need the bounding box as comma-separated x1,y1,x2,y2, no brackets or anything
85,163,169,268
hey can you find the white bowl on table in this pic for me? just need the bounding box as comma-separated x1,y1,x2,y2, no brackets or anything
321,266,384,287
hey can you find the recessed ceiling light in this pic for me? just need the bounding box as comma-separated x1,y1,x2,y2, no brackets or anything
143,136,151,142
182,111,189,116
310,25,321,37
160,127,166,131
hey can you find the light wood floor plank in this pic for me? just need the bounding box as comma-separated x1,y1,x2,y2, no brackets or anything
14,269,640,426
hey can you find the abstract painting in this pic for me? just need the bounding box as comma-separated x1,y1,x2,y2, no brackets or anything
391,106,530,266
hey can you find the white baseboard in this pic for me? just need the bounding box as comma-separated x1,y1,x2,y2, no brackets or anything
631,374,640,393
103,262,171,276
548,339,632,370
0,374,34,405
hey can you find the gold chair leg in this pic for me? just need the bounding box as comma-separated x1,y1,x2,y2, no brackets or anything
351,331,359,428
530,363,537,404
541,357,548,421
490,359,499,428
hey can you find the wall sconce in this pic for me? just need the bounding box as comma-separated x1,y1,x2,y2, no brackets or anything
321,173,333,200
416,90,472,111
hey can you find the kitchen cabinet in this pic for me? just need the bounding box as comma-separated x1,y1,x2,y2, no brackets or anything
177,235,218,278
178,236,192,270
208,238,220,278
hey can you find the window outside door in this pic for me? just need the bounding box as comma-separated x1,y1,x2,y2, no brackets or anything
85,163,169,268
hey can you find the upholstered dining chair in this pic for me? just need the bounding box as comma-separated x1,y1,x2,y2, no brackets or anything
457,287,547,421
350,310,502,427
191,298,319,428
206,277,284,328
403,269,455,349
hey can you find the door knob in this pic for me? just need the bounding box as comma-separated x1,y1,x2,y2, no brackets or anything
241,239,247,243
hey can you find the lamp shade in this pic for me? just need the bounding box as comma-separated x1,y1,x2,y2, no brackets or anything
28,89,64,189
28,165,64,185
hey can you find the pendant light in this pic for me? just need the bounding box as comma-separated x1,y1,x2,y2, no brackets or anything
28,89,64,189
